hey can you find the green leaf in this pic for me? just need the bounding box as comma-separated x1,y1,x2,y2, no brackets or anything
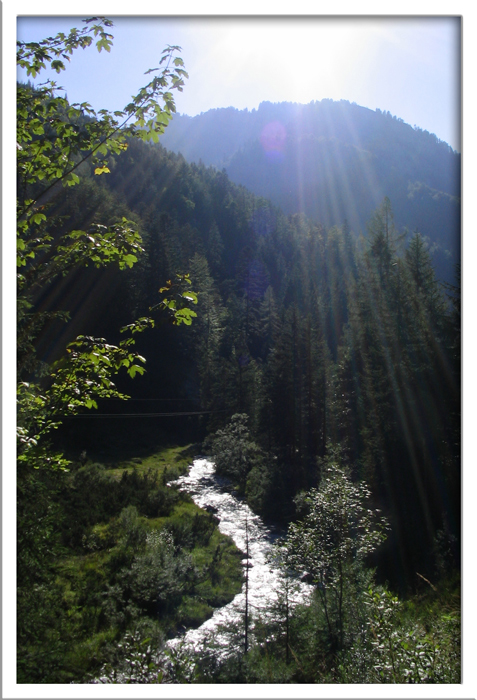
66,172,80,186
127,364,145,378
31,212,47,225
181,291,198,304
174,308,197,325
122,254,138,268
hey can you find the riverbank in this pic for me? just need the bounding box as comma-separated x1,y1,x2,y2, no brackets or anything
17,445,244,684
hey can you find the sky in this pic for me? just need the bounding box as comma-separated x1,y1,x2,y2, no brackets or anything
16,15,461,151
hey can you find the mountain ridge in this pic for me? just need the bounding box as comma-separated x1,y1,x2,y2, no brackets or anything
159,99,460,282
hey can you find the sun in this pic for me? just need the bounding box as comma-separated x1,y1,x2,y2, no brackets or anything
193,18,382,113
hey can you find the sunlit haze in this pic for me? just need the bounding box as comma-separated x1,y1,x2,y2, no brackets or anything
16,15,461,151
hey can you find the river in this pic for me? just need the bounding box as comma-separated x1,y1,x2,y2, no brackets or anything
91,458,312,683
164,458,312,670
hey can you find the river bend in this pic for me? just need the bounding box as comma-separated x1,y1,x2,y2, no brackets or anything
166,458,311,660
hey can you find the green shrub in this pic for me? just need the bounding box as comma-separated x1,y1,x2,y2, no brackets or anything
209,413,264,491
177,596,214,628
336,586,461,683
286,464,389,651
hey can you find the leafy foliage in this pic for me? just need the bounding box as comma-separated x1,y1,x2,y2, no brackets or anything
336,585,461,683
17,19,188,210
17,18,196,471
286,464,389,649
15,19,210,685
209,413,265,490
164,571,460,684
91,628,165,684
17,452,243,683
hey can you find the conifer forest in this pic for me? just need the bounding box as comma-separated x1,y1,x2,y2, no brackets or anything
16,18,461,685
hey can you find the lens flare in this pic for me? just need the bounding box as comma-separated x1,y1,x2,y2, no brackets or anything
260,121,287,163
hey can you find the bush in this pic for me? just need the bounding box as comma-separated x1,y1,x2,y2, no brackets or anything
210,413,264,490
286,464,389,650
111,530,197,619
91,627,165,684
336,586,461,683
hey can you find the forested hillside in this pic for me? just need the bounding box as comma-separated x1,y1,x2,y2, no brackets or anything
16,19,460,685
160,100,460,283
42,135,460,589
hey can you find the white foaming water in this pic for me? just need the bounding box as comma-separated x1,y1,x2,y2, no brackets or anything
167,459,311,658
90,459,311,682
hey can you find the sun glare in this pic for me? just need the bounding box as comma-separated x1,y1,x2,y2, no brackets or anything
191,19,383,113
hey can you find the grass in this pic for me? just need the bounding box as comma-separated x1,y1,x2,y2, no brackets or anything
401,572,461,642
104,443,197,481
24,443,244,682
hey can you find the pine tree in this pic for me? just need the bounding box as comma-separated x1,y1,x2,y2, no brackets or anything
188,254,225,411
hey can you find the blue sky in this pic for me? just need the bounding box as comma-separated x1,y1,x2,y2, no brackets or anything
17,15,461,151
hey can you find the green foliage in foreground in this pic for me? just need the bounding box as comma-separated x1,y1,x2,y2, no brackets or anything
336,583,461,683
17,446,243,684
286,462,389,651
188,577,460,684
167,562,460,685
17,17,197,475
16,21,205,682
148,559,460,685
151,465,459,685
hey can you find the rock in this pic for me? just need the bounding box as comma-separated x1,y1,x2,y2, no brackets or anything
204,504,218,515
